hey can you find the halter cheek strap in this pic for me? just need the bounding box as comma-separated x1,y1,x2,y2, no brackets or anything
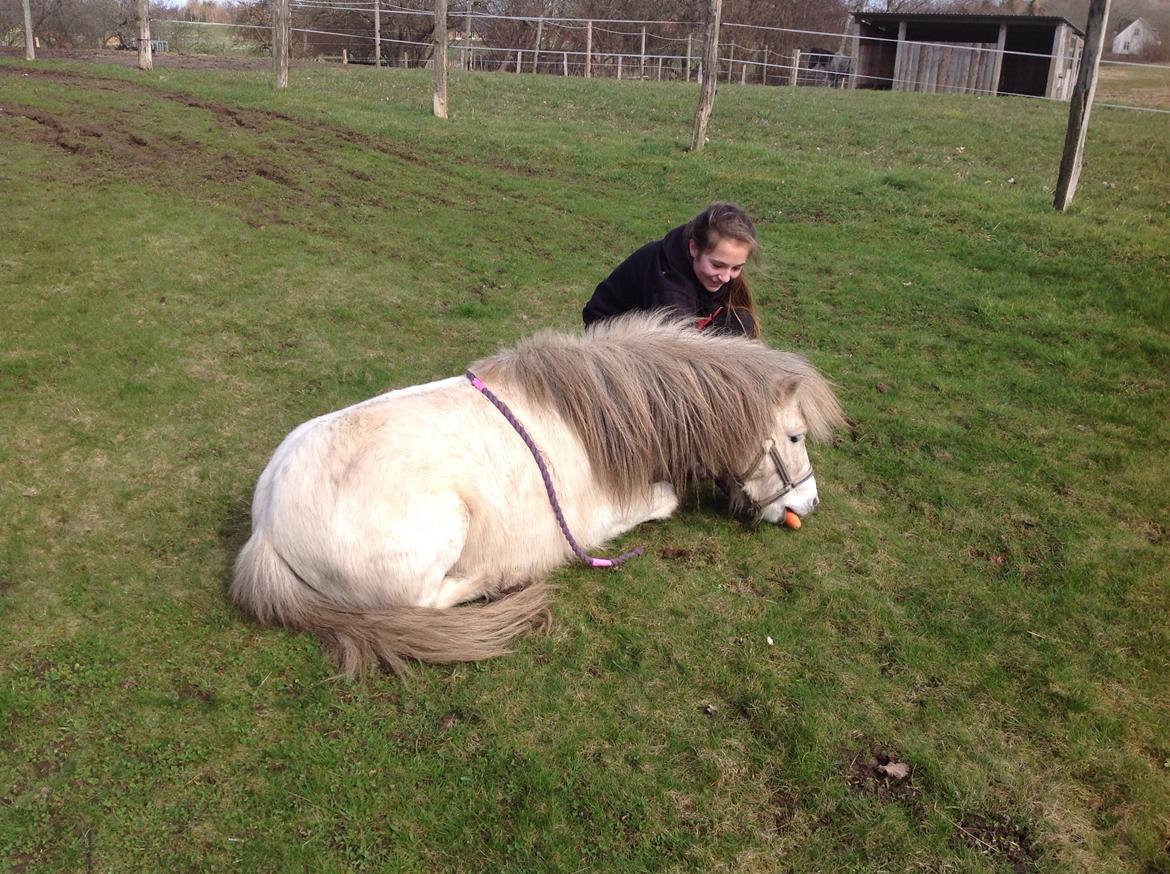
466,370,644,569
733,439,814,515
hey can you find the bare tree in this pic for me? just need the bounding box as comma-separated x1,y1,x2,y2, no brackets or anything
4,0,139,49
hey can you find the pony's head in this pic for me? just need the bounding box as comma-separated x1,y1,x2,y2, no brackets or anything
474,312,846,523
728,400,824,524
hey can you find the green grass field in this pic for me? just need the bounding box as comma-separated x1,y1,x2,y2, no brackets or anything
1,58,1168,872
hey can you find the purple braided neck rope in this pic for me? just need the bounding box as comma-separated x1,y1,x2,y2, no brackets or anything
466,370,644,569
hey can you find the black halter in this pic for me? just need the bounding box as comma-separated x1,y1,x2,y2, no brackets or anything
731,438,814,515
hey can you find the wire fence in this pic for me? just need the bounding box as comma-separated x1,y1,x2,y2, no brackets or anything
148,9,1170,114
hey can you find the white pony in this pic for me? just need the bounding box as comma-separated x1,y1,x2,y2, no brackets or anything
231,313,845,675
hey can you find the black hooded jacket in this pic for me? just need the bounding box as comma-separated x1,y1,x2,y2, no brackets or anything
583,224,730,326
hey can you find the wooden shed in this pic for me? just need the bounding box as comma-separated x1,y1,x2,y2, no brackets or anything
848,13,1084,100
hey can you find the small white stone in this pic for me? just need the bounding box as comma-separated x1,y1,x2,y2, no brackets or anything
766,636,774,646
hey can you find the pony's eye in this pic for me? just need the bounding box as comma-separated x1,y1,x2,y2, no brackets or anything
789,434,804,444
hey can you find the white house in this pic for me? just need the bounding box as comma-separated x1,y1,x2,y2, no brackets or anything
1111,17,1160,55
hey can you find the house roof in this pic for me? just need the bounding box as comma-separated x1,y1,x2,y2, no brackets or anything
852,12,1084,39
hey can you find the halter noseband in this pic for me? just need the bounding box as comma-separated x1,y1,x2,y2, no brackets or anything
731,438,814,515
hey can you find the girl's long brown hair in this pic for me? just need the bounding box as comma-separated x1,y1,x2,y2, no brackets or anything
685,202,762,338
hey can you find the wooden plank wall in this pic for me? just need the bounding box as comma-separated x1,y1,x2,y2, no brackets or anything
894,42,998,94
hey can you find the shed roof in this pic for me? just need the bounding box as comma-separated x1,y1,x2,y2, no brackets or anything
852,12,1084,38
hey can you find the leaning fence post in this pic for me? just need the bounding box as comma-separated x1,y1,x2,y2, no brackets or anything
273,0,290,88
690,0,722,152
1054,0,1111,211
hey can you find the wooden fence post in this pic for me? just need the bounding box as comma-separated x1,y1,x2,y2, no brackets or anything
533,17,542,73
690,0,722,151
136,0,152,70
762,45,768,85
563,52,568,75
848,20,861,89
1054,0,1111,211
273,0,289,88
989,24,1007,96
790,49,800,85
433,0,448,118
685,34,692,81
20,0,34,60
466,8,474,70
727,41,734,82
640,26,646,79
515,49,521,73
460,6,470,69
585,20,592,78
374,0,381,67
617,55,623,80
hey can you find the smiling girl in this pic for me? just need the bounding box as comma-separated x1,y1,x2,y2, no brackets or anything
582,202,762,338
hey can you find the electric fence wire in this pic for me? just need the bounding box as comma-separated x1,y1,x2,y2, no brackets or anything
153,16,1170,114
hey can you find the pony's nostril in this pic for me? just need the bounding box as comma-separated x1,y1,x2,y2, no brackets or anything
812,496,820,509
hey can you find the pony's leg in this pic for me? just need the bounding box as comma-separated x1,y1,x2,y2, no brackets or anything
419,573,493,609
592,481,679,542
644,481,680,520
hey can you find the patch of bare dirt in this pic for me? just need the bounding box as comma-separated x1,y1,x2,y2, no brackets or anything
846,745,918,803
0,62,431,170
952,811,1039,873
846,744,1041,869
765,785,799,832
2,102,198,173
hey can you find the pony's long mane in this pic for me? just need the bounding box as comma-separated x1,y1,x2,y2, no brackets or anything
472,312,845,499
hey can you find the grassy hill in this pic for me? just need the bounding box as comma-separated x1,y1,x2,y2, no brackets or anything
1,58,1168,871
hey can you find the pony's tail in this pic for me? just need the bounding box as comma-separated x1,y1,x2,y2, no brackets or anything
230,533,551,678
